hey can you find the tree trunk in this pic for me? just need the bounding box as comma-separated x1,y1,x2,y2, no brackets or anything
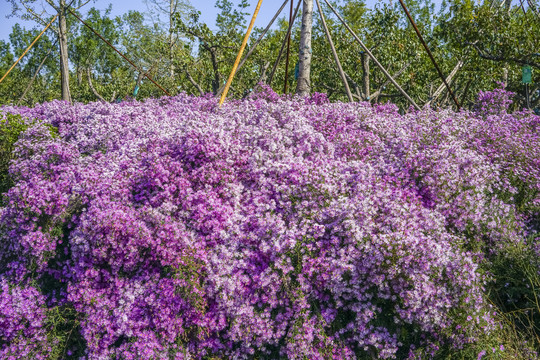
185,69,204,96
58,0,71,103
87,67,106,102
461,78,473,109
361,52,370,100
295,0,313,97
209,48,220,95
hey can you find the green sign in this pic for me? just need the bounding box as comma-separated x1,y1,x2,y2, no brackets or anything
522,65,532,84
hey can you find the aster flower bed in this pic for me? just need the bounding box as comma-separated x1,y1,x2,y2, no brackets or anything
0,87,539,359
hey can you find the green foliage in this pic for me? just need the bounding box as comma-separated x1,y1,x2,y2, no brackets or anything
1,0,538,109
174,1,249,95
437,0,540,108
0,112,28,199
0,25,59,105
488,242,540,347
44,305,86,359
0,112,58,202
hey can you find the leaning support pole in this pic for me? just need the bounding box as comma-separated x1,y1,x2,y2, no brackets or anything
315,0,353,102
219,0,264,107
397,0,460,110
283,0,295,94
268,0,302,86
424,60,464,108
0,15,57,85
323,0,420,110
68,8,170,97
216,0,288,96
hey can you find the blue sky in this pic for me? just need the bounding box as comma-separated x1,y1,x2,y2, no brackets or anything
0,0,440,43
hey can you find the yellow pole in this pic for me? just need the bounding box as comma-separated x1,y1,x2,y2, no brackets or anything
0,15,58,85
219,0,264,107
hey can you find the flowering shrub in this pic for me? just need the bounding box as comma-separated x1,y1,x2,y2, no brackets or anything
0,280,52,359
474,85,514,116
0,87,539,359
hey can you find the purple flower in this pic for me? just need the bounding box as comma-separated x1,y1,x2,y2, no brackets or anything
1,89,538,358
477,349,487,359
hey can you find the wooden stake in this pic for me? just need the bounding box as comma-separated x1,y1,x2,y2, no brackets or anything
397,0,461,109
315,0,354,102
216,0,288,96
268,0,302,86
315,0,353,102
283,0,295,94
219,0,264,107
0,15,57,85
322,0,420,110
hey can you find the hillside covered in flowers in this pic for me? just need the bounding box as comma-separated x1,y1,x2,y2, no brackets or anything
0,87,539,359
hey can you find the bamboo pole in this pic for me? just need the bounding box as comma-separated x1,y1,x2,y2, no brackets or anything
283,0,295,94
315,0,353,102
397,0,460,109
216,0,288,96
268,0,302,86
322,0,420,110
424,60,464,108
0,15,57,85
219,0,264,107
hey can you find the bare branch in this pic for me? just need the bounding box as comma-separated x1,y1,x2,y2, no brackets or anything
460,78,473,107
18,1,59,33
18,40,57,105
74,0,92,10
258,61,270,84
185,69,204,96
469,42,540,69
344,72,363,99
424,60,464,108
86,67,107,102
370,56,417,100
529,0,540,18
44,0,60,12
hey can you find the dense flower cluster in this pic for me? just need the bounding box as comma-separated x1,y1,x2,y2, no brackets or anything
0,280,51,359
0,86,539,359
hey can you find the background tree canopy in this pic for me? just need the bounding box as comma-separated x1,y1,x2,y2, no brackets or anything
0,0,539,111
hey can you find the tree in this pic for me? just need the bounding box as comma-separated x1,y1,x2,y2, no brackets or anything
0,24,59,105
6,0,91,102
175,0,250,95
437,0,540,108
144,0,193,78
70,7,127,102
296,0,313,96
